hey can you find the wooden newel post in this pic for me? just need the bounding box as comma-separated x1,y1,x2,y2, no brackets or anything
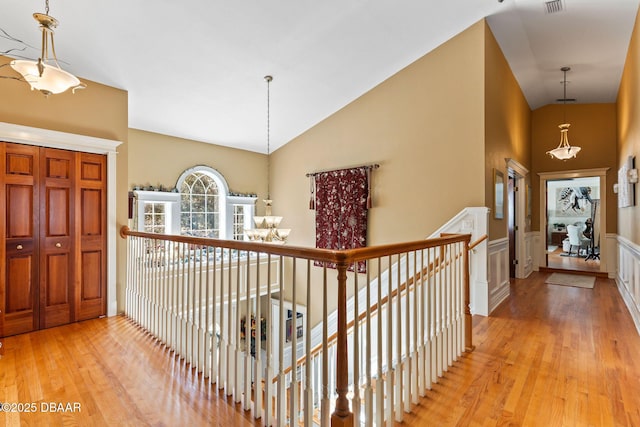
463,238,475,352
331,261,354,427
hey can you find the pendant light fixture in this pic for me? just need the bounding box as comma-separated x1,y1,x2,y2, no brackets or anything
10,0,85,96
245,75,291,244
546,67,580,160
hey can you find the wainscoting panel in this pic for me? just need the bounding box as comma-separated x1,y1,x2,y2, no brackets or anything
523,232,535,278
488,238,510,314
617,236,640,334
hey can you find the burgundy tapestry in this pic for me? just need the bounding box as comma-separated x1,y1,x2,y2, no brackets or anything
313,167,369,273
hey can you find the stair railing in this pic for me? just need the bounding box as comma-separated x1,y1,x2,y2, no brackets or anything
120,226,472,427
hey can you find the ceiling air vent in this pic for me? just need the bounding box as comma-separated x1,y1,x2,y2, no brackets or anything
545,0,564,14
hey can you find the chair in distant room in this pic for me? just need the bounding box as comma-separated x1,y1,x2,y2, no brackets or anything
566,224,590,256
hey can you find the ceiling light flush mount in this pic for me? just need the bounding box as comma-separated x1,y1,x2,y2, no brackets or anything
546,67,581,160
245,75,291,244
9,0,85,96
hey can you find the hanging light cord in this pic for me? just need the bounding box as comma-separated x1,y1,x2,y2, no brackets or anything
562,67,567,123
45,0,50,15
265,75,272,200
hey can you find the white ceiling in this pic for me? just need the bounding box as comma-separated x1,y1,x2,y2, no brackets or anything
1,0,638,153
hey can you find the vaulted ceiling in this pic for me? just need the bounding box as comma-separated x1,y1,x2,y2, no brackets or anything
1,0,638,153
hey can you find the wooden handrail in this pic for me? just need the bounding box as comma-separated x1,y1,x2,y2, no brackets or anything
120,226,470,266
468,234,488,251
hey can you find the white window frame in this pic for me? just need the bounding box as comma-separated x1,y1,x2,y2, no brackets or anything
228,195,258,241
177,166,228,238
133,166,257,240
134,190,181,235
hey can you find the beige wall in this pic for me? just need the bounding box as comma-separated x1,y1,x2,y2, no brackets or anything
271,21,487,323
617,7,640,244
530,103,618,233
484,24,532,239
0,54,130,312
272,20,486,248
128,128,267,199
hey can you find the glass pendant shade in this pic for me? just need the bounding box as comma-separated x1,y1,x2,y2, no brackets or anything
546,123,581,160
10,60,80,95
9,4,84,96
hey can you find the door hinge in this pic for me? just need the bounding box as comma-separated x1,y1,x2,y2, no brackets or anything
512,259,519,265
515,225,519,231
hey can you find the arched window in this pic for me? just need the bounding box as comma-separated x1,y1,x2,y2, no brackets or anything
133,166,255,240
177,166,228,238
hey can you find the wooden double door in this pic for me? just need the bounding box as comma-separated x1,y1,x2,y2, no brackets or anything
1,142,107,337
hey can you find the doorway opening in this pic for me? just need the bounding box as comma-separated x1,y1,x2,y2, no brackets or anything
545,177,600,273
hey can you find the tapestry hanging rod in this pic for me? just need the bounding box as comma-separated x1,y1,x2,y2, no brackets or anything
305,163,379,177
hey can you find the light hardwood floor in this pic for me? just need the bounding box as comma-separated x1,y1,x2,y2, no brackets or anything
1,271,639,426
546,246,601,273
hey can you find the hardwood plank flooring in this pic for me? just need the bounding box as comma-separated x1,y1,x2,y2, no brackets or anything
1,271,639,426
0,317,262,427
546,246,600,273
402,272,640,426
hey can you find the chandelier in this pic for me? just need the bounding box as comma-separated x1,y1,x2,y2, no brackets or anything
10,0,85,96
546,67,580,160
245,75,291,244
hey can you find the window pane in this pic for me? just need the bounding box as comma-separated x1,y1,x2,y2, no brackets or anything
155,204,165,214
191,195,205,212
206,181,218,195
191,213,205,231
206,213,217,230
181,213,191,232
206,195,218,213
191,176,205,194
181,195,190,212
154,214,165,226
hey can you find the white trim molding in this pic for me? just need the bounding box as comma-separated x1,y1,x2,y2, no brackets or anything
616,235,640,335
506,158,530,279
0,121,122,317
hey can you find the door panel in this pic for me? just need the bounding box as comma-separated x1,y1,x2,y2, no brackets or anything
81,189,102,236
1,143,106,335
77,153,106,321
7,186,34,238
2,143,39,336
40,148,74,329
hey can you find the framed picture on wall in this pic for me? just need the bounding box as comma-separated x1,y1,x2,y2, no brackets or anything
494,169,504,219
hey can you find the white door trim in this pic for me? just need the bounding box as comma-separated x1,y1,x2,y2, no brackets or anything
538,168,609,274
